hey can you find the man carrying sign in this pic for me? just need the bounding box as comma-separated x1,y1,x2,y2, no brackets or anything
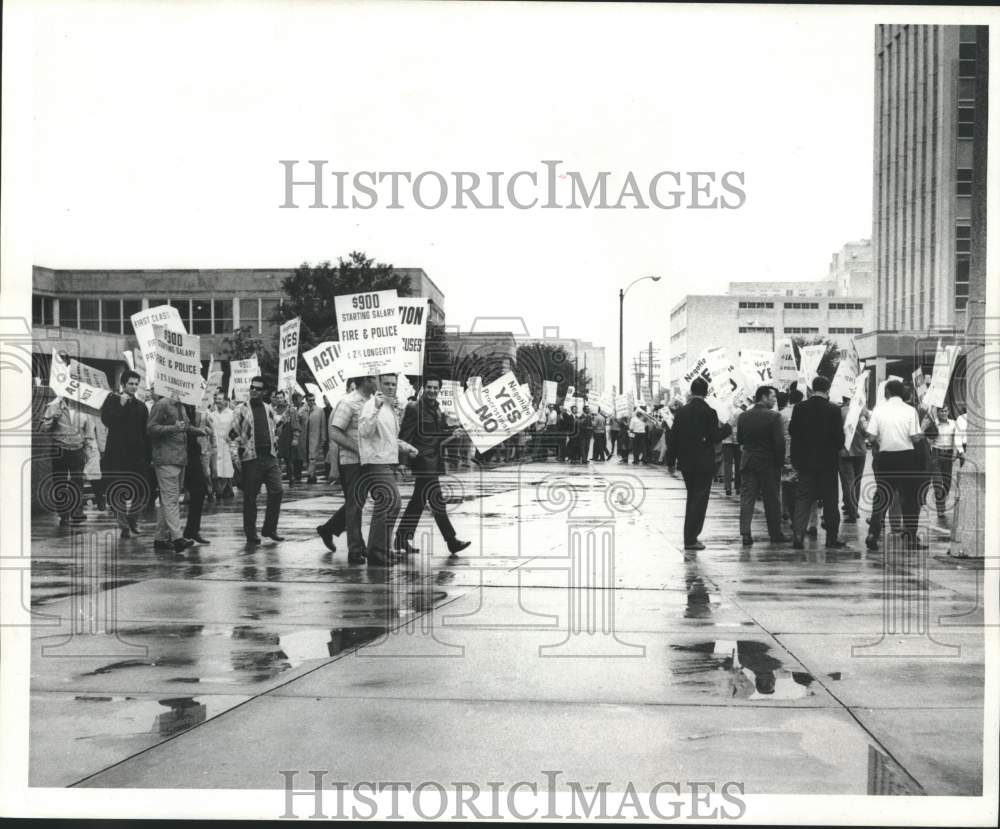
395,376,472,557
41,382,98,527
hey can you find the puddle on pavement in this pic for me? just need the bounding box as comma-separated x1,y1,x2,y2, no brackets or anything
75,624,393,686
669,640,817,700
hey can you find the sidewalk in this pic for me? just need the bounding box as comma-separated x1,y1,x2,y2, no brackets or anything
28,462,984,795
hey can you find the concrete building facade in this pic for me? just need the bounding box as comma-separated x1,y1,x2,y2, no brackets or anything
668,286,871,393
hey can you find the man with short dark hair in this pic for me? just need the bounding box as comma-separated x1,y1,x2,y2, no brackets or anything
230,376,284,543
789,376,848,549
147,391,201,555
317,376,376,563
736,385,786,545
865,379,927,550
101,370,151,537
395,377,471,557
666,377,732,551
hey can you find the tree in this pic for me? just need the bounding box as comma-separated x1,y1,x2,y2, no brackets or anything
515,342,591,402
790,336,841,381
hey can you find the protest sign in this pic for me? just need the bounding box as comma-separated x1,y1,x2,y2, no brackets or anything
705,348,738,399
398,297,429,376
228,355,260,402
151,325,205,406
541,380,558,409
62,357,111,390
202,356,223,407
131,304,186,389
843,369,870,450
302,341,356,406
683,352,712,389
739,349,774,391
924,341,961,408
565,385,575,404
48,350,109,410
614,394,630,418
798,345,826,389
439,379,461,420
456,371,537,454
278,317,301,393
830,357,859,402
772,338,799,385
333,289,402,374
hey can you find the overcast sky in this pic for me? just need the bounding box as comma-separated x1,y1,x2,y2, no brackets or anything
26,1,878,389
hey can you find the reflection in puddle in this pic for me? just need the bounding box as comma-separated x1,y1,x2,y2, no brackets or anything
670,640,816,700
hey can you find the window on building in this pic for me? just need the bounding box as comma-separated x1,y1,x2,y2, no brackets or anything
785,290,793,296
958,102,975,139
100,299,122,334
956,224,972,255
957,168,973,196
169,299,191,328
955,254,970,311
959,43,977,79
829,327,863,334
784,327,819,334
213,299,233,333
192,298,212,335
827,289,836,296
60,298,78,329
783,302,820,310
79,299,100,331
259,299,280,331
32,295,55,326
738,326,774,334
122,300,142,335
737,301,774,309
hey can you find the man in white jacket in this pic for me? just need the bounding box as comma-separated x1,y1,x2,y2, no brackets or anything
358,374,417,567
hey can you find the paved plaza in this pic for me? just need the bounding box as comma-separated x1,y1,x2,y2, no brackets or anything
28,461,984,795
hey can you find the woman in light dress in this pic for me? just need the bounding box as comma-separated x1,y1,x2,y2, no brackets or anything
207,391,235,499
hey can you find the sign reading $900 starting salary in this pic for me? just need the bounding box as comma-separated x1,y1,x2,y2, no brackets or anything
456,371,537,454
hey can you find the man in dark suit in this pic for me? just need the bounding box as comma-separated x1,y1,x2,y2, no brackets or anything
666,377,732,551
736,385,787,545
789,375,848,549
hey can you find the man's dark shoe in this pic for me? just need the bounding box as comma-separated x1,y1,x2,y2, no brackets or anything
826,538,848,549
246,535,262,544
186,534,210,544
770,534,789,543
173,538,195,554
683,541,706,551
905,535,929,551
448,539,471,555
153,539,173,551
806,527,818,538
263,533,285,542
792,536,805,550
741,534,753,546
128,520,142,535
316,525,336,552
843,515,858,524
865,534,879,551
347,554,367,565
307,476,317,484
120,528,131,539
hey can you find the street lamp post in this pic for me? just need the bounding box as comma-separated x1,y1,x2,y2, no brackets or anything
619,275,661,393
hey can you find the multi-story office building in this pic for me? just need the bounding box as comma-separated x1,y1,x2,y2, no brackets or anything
856,24,988,378
31,265,445,382
857,24,988,556
668,272,872,394
828,239,875,321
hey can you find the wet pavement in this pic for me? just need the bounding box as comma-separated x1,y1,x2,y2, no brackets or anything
27,461,984,794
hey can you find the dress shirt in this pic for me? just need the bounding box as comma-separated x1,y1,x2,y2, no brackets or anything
866,397,922,452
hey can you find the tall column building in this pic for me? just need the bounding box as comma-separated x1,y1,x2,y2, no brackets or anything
858,24,988,377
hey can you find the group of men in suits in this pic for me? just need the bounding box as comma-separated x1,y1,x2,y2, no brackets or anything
667,375,849,551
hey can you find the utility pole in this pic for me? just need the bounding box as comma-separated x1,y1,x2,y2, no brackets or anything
648,341,654,402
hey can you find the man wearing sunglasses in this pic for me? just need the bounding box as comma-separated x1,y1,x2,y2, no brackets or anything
230,376,285,543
